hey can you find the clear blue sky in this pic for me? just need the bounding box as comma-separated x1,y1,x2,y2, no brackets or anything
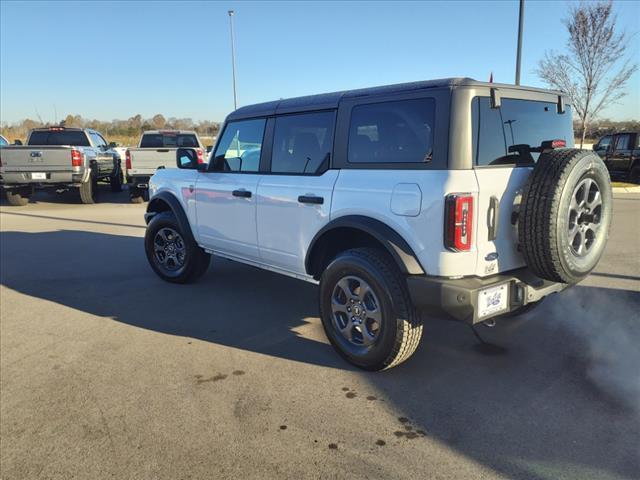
1,0,638,124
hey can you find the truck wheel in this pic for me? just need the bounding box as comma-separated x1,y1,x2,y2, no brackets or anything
79,175,97,204
6,190,30,206
319,248,423,371
519,149,612,284
110,168,123,192
144,211,210,283
629,165,640,184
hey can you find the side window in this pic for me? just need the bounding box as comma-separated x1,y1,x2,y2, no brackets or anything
347,98,434,164
212,118,265,173
615,134,630,151
271,111,335,174
597,136,612,151
90,132,105,148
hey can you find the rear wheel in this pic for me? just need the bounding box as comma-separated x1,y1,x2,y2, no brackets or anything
79,173,97,204
5,189,30,206
319,248,423,370
144,211,210,283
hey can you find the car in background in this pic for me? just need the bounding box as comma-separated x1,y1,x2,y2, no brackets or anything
126,130,205,203
0,126,122,205
593,131,639,183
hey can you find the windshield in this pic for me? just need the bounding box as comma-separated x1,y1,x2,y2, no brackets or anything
140,133,199,148
28,130,90,146
472,97,574,166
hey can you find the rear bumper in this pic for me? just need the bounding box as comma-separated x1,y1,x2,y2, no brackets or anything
407,268,568,324
1,168,89,187
127,175,151,190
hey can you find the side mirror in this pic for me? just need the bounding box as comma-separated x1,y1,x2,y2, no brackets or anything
592,144,598,151
176,148,198,169
14,139,23,145
108,142,117,149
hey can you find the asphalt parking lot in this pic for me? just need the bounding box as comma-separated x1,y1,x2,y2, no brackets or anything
1,187,639,480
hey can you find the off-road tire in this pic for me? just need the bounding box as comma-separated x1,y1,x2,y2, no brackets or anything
79,174,97,204
5,190,30,206
145,211,210,283
519,149,612,284
319,247,423,371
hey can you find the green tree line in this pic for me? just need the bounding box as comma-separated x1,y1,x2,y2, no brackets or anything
1,114,221,146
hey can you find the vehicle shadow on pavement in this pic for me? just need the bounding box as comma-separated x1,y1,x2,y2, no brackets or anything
1,229,639,480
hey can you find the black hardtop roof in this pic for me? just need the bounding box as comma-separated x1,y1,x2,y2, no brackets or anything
227,77,563,121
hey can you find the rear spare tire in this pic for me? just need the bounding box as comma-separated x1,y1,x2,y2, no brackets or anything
519,149,612,284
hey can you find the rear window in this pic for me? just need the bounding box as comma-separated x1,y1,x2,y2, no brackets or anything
347,98,435,164
472,97,574,166
140,133,199,148
28,130,90,146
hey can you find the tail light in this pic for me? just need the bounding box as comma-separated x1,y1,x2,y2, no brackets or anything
444,193,474,251
125,150,131,170
197,149,204,164
71,149,83,167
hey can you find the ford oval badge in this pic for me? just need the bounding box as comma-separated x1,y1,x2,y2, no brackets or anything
485,252,499,261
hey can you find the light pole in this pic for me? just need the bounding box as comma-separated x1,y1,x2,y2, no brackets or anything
515,0,524,85
228,10,238,110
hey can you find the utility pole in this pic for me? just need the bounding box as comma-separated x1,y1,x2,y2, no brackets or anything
515,0,524,85
228,10,238,110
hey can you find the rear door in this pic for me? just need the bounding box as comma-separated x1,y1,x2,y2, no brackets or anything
195,118,266,261
256,111,338,275
472,95,574,277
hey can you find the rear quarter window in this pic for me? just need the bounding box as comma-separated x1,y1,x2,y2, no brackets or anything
472,97,574,166
347,98,435,164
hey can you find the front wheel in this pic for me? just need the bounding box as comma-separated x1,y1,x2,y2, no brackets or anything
319,248,423,371
144,211,210,283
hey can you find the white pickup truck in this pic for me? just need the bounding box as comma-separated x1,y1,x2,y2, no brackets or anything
143,78,612,370
126,130,205,203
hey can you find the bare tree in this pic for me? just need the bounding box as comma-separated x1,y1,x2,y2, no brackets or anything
535,1,637,147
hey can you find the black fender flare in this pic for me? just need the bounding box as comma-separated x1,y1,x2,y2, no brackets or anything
145,191,197,244
305,215,425,277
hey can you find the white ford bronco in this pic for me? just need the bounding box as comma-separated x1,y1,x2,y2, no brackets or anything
143,78,612,370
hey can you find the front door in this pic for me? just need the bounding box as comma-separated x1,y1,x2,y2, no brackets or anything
195,118,266,261
609,133,633,174
257,111,338,275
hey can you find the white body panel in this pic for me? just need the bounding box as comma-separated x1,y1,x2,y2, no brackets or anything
473,167,531,277
194,172,262,261
148,168,199,228
331,169,479,277
256,170,339,274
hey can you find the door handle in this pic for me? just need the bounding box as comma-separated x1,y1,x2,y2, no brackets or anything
232,189,252,198
298,195,324,205
157,149,170,153
487,196,499,241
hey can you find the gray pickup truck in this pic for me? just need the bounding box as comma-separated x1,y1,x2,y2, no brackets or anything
126,130,205,203
0,127,122,205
